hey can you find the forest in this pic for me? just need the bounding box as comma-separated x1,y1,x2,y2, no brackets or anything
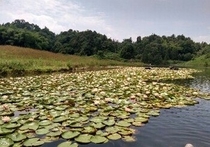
0,19,210,65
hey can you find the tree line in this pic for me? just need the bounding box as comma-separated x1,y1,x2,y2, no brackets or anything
0,19,209,65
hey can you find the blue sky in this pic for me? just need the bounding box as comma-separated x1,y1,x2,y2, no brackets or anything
0,0,210,43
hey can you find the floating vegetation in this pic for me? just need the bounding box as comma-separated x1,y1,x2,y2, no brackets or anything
0,67,209,146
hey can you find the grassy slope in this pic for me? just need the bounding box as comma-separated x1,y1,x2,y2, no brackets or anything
0,45,143,75
179,55,210,68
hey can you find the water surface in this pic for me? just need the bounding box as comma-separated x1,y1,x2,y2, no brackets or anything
43,68,210,147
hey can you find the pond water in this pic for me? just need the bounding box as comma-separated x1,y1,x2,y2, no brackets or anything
43,68,210,147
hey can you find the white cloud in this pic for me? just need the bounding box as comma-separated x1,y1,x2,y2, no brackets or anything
0,0,114,37
193,35,210,43
0,0,210,43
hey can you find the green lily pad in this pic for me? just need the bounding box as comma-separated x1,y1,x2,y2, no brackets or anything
0,126,15,135
118,129,133,136
75,134,92,143
61,131,80,139
4,123,21,129
0,111,13,116
103,119,115,126
147,110,160,116
134,117,148,123
19,121,39,131
13,142,22,147
76,116,89,122
105,126,120,134
7,132,26,142
107,133,121,140
91,122,105,129
90,117,104,123
82,126,96,134
0,138,14,147
90,135,107,144
54,106,67,111
47,131,62,137
35,128,49,135
23,138,44,146
39,120,52,126
57,141,78,147
57,141,72,147
132,121,144,127
122,136,136,142
53,116,67,123
116,120,131,127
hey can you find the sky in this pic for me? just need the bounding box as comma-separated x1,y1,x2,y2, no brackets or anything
0,0,210,43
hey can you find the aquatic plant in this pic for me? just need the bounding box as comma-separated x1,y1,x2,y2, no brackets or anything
0,67,208,146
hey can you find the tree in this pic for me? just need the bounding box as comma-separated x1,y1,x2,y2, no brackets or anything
120,43,135,59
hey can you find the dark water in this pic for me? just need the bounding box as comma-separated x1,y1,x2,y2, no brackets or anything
43,68,210,147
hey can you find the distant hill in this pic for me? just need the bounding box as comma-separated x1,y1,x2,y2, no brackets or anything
0,19,210,65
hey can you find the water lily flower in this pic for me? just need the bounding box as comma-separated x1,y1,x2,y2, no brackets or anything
192,92,198,96
2,116,11,123
143,94,148,99
91,88,98,93
130,95,136,100
125,107,132,112
100,91,106,96
94,100,100,105
105,98,112,102
185,143,194,147
28,118,34,121
2,104,10,110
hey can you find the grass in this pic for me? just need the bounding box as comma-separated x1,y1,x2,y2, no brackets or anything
0,45,144,77
178,55,210,68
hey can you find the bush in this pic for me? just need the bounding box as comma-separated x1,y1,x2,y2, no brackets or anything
0,62,26,77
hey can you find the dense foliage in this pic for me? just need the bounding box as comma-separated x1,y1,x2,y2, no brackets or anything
0,19,210,65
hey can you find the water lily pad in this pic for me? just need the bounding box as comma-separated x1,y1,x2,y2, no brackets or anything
103,119,115,126
57,141,72,147
82,126,96,134
90,117,104,123
132,121,144,127
47,131,62,137
105,126,120,134
107,133,121,140
147,110,160,116
39,120,52,126
7,132,26,142
19,121,39,131
122,136,136,142
13,142,22,147
70,122,83,128
118,129,133,136
54,106,67,111
91,122,105,129
0,138,14,147
53,116,67,123
35,128,49,135
4,123,21,129
0,126,14,135
23,138,44,146
75,134,92,143
76,116,89,122
61,131,80,139
90,135,107,144
134,117,148,123
58,142,78,147
116,120,131,127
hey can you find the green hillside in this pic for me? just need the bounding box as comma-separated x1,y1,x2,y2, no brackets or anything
180,54,210,68
0,45,143,77
1,19,210,66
